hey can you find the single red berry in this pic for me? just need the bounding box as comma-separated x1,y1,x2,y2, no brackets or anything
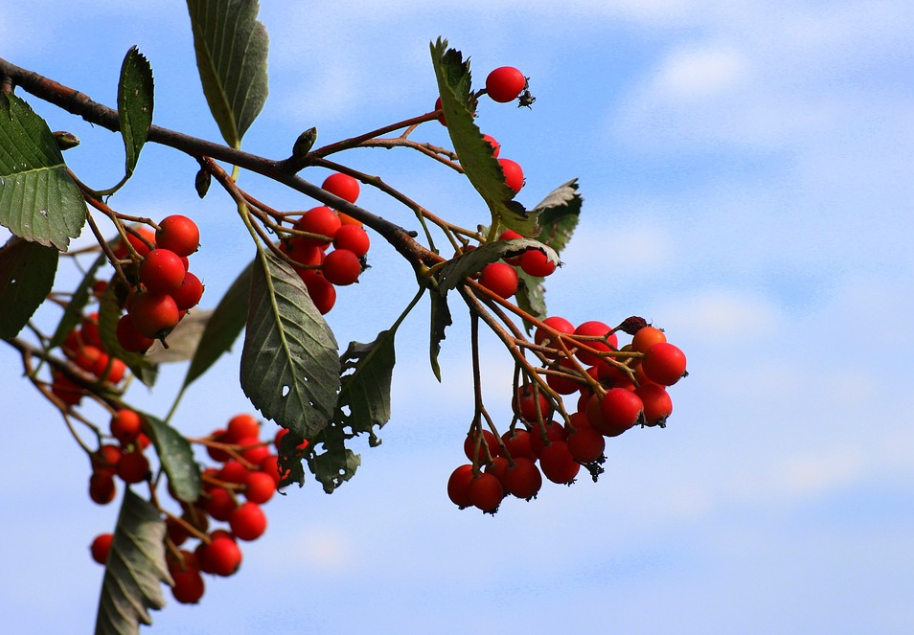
237,436,270,466
482,134,501,157
463,429,499,465
641,342,687,386
90,533,114,565
631,326,667,353
170,567,205,604
498,158,524,195
155,215,200,257
204,487,238,522
219,459,250,485
295,206,341,247
115,314,154,353
116,450,150,484
230,502,268,541
170,271,204,311
434,96,447,126
332,225,370,258
92,444,123,476
513,385,551,423
567,427,606,464
634,383,674,427
129,292,180,339
447,464,474,508
501,428,536,461
301,271,337,314
539,441,580,484
140,249,186,295
598,388,644,436
81,313,102,348
573,321,619,366
244,470,276,504
468,472,504,513
226,414,260,443
529,421,566,458
322,172,360,204
110,408,142,445
115,226,155,259
503,458,542,499
545,358,581,395
89,472,117,505
498,229,523,265
322,248,362,286
534,316,575,357
485,66,527,103
479,262,519,298
207,428,231,463
520,249,556,277
201,535,242,577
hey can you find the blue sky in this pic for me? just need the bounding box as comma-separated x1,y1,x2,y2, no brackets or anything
2,1,913,633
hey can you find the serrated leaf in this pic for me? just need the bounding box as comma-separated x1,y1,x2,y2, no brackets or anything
429,290,451,382
0,94,86,251
0,236,58,339
118,46,154,178
186,0,269,148
241,250,340,440
95,489,170,635
306,422,361,494
430,38,539,237
143,414,201,503
437,238,557,294
183,262,250,388
48,251,107,349
534,179,582,255
335,331,397,446
97,287,157,387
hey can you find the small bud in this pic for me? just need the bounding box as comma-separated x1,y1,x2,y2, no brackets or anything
617,316,649,335
195,168,211,199
53,131,80,150
292,127,318,159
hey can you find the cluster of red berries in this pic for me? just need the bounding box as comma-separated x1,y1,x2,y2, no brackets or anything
114,215,204,351
89,413,291,605
435,65,530,197
281,172,371,315
50,311,128,407
476,228,558,300
448,320,687,514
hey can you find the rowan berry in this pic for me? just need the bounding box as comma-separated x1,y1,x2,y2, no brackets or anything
155,215,200,257
485,66,527,103
322,172,360,204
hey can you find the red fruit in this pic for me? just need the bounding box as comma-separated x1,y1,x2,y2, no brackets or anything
155,215,200,257
260,454,283,487
529,421,566,458
641,342,687,386
520,248,556,277
226,414,260,442
539,441,580,484
116,450,150,484
116,227,155,259
635,383,673,427
302,271,337,314
322,172,360,204
201,535,242,576
50,371,82,407
482,134,501,157
230,502,267,541
332,225,370,258
479,262,518,298
631,326,667,353
170,567,205,604
204,487,237,522
463,429,499,465
81,313,102,348
545,358,581,395
129,292,179,339
468,473,504,512
447,464,474,508
501,428,536,461
499,229,523,265
485,66,527,103
567,427,605,464
244,470,276,504
434,96,447,126
92,444,123,476
513,385,551,423
90,533,113,565
170,271,204,311
295,206,341,247
89,472,116,505
573,321,619,366
219,459,250,485
237,436,270,466
503,458,542,499
484,456,510,487
534,315,575,357
498,158,524,195
207,428,231,463
598,388,644,436
140,249,186,295
322,248,362,286
116,314,154,353
110,409,142,445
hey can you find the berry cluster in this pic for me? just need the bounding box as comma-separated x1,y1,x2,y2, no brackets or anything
50,311,129,407
435,66,531,196
88,413,289,605
115,215,204,351
281,172,371,314
477,228,558,299
448,319,687,514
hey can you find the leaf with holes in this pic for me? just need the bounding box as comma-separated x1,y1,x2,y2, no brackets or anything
241,249,340,441
94,489,170,635
0,94,86,251
186,0,269,148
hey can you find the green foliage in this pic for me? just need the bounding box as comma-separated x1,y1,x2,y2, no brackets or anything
240,250,340,442
186,0,269,149
0,94,86,251
94,490,170,635
429,38,539,237
117,46,154,181
142,414,202,503
0,237,58,339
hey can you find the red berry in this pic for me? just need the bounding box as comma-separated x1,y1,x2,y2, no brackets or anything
498,158,524,195
230,502,267,541
479,262,518,298
322,248,362,286
301,271,337,314
295,206,341,247
447,464,474,508
501,428,536,462
573,321,618,366
631,326,667,353
170,271,204,311
322,173,360,204
140,249,186,295
226,414,260,442
116,450,150,484
219,459,250,485
598,388,644,436
485,66,527,103
244,470,276,504
482,134,500,157
434,96,447,126
116,314,154,353
110,409,142,445
89,472,117,505
641,342,687,386
90,533,113,565
204,487,237,522
635,383,673,427
463,429,499,465
503,458,542,499
520,248,556,277
92,444,123,476
201,535,242,576
170,567,205,604
529,421,566,458
155,215,200,257
513,385,551,423
332,225,370,258
545,358,581,395
567,427,605,464
468,472,504,512
237,436,270,466
539,441,580,484
116,226,155,259
534,316,575,357
129,292,180,339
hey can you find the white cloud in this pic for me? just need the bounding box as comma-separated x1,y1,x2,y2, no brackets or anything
657,288,782,343
775,448,867,497
652,45,748,101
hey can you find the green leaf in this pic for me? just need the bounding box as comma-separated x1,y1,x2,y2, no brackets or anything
430,38,539,237
118,46,154,179
95,489,170,635
0,94,86,251
97,286,157,387
186,0,270,148
142,414,201,503
241,249,340,440
0,236,58,339
48,251,107,349
515,268,547,328
305,423,361,494
429,289,451,382
183,262,251,388
437,237,557,294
